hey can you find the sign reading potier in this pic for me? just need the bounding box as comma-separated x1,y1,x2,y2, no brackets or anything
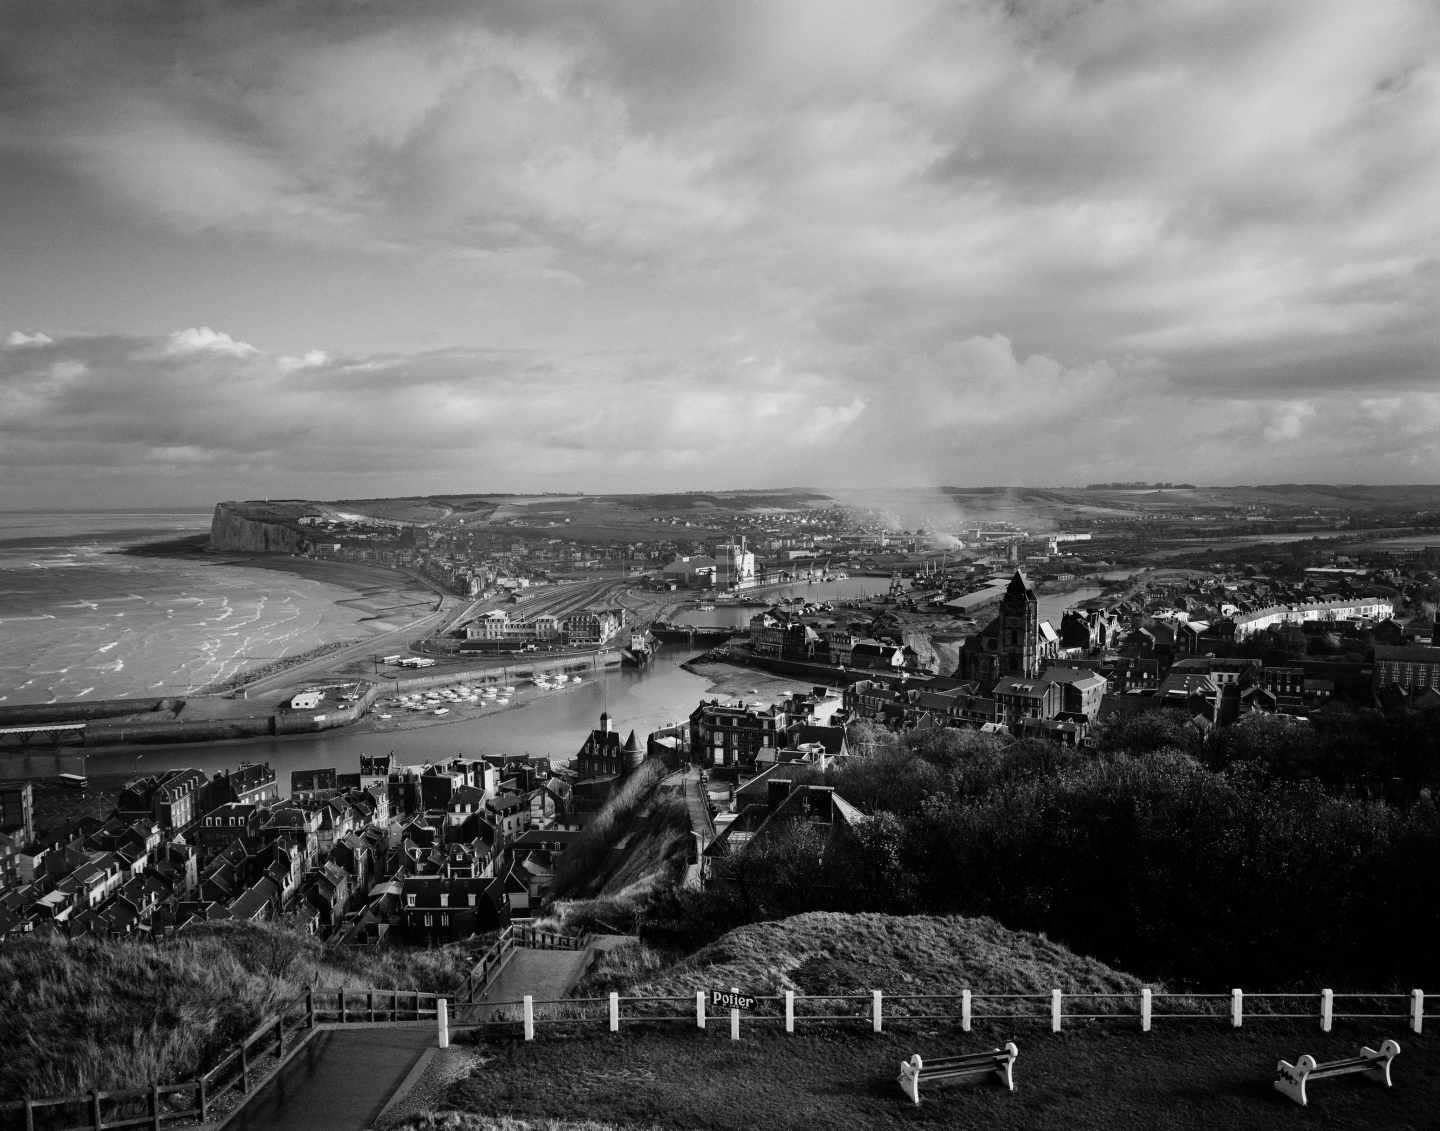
711,989,757,1011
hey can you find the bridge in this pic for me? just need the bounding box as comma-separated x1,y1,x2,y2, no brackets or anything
0,721,87,747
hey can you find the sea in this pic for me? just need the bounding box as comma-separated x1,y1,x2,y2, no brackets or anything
0,511,385,704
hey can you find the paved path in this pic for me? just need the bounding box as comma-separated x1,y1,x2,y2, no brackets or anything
679,765,717,850
220,1027,435,1131
474,947,595,1019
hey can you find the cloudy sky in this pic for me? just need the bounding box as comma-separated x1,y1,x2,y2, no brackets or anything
1,0,1437,507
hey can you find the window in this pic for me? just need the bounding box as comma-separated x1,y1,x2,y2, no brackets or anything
406,894,416,907
441,914,449,926
440,893,449,908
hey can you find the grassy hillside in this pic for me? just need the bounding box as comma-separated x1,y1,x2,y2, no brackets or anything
416,1024,1439,1131
0,921,476,1101
605,912,1144,1001
538,761,693,938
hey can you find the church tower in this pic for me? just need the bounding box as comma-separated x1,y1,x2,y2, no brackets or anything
997,569,1039,678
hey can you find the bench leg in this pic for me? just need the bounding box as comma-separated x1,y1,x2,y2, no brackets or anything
1362,1041,1401,1088
898,1058,922,1105
1274,1057,1312,1106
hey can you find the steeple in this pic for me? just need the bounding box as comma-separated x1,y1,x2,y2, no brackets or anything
998,569,1040,678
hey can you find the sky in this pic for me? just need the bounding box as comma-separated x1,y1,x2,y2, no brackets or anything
1,0,1437,508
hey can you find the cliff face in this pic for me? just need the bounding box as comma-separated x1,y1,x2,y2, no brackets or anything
209,503,308,553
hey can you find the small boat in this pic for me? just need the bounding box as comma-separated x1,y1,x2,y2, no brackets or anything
495,697,510,706
377,713,392,720
433,707,449,716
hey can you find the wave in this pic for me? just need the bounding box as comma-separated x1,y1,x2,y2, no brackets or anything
0,613,57,623
56,599,101,610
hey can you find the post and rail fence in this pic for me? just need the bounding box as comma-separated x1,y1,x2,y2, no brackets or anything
6,978,1424,1127
443,987,1435,1044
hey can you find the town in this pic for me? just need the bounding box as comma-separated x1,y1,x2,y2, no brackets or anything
5,487,1440,1129
7,495,1440,943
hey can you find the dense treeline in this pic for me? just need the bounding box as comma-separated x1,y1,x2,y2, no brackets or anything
649,719,1440,989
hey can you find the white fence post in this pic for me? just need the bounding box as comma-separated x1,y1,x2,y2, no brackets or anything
1321,989,1333,1033
437,997,450,1049
523,995,534,1041
609,991,620,1033
1412,989,1424,1034
962,990,972,1033
872,990,883,1033
1051,989,1062,1033
696,990,706,1029
730,986,740,1042
1231,989,1243,1028
1141,988,1152,1033
785,991,794,1034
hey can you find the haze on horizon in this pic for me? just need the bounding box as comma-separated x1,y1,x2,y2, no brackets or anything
1,0,1437,510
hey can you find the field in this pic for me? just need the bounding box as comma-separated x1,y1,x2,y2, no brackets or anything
415,1022,1436,1131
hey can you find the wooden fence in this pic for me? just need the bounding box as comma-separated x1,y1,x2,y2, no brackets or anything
450,987,1435,1042
0,978,463,1131
0,1010,296,1131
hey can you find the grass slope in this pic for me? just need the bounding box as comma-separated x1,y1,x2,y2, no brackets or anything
620,912,1145,999
539,762,691,936
0,921,476,1100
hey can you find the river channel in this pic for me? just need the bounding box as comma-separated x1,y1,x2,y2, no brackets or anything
14,577,1111,792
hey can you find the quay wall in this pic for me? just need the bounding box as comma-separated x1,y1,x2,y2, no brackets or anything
687,648,921,691
3,649,624,750
0,698,181,726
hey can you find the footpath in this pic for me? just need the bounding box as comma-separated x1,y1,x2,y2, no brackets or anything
215,1027,435,1131
218,935,631,1130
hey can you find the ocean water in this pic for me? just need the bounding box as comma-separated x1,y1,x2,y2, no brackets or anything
0,512,386,703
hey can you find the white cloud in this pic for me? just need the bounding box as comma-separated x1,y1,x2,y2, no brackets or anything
4,330,53,348
165,327,259,358
279,349,329,372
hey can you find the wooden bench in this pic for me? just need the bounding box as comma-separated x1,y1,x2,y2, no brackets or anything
897,1042,1018,1104
1273,1039,1400,1106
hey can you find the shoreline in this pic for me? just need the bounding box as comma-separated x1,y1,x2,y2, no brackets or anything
113,537,446,695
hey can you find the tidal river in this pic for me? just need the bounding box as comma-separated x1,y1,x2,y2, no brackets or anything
15,644,807,794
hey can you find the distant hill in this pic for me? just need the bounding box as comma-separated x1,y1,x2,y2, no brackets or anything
210,483,1440,553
